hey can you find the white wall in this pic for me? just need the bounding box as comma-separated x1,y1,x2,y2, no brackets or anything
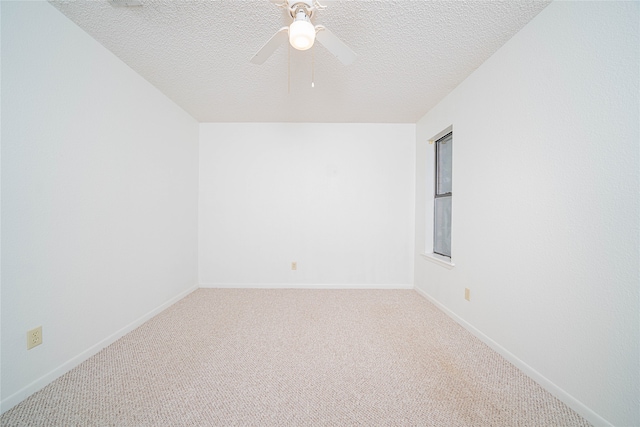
1,1,199,411
200,123,415,288
414,2,639,426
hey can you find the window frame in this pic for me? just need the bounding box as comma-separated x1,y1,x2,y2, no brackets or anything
433,132,452,258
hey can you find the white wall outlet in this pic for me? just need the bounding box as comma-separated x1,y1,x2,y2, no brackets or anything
291,261,297,270
464,288,470,301
27,326,43,350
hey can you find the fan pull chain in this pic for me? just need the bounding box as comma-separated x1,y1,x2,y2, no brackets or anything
311,45,315,88
288,43,291,94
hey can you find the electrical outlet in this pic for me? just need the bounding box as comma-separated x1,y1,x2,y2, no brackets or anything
464,288,470,301
27,326,43,350
291,261,297,271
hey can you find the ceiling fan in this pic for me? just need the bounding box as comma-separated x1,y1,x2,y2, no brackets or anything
250,0,357,66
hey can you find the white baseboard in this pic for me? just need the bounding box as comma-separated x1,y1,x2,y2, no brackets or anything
5,283,607,426
0,284,198,415
199,283,414,290
413,286,612,427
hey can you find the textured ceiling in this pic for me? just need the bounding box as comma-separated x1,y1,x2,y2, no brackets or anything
49,0,550,123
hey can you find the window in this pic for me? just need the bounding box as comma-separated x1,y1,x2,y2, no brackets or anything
434,132,452,257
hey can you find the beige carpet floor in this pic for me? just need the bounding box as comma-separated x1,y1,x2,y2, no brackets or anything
2,289,590,426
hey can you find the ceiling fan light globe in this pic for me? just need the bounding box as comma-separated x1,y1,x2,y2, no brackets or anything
289,20,315,51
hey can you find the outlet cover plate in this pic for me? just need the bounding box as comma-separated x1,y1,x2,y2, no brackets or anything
27,326,43,350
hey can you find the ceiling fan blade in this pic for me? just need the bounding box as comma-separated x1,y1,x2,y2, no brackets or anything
250,27,289,65
315,25,356,66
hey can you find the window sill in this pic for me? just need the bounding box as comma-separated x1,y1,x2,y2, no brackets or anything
421,253,455,270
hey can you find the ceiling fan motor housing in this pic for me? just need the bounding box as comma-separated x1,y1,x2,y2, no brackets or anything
288,0,314,8
289,0,314,19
